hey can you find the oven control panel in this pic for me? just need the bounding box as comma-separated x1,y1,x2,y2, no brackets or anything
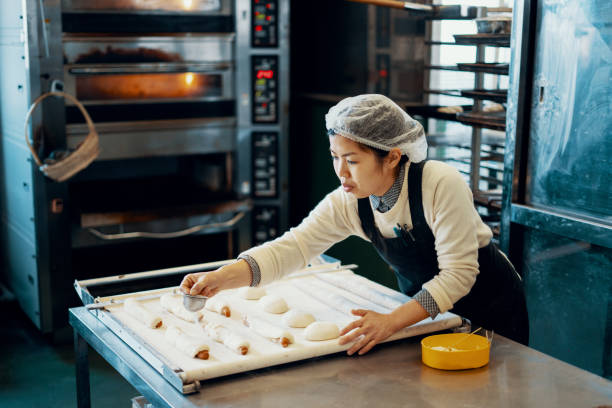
252,132,278,197
252,0,278,47
253,206,280,245
252,55,278,123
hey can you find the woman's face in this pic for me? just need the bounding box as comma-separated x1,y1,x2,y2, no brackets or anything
329,134,396,198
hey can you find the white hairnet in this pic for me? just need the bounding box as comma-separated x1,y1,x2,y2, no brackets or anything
325,94,428,163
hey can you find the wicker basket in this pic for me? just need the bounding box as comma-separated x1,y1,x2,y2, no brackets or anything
24,91,99,182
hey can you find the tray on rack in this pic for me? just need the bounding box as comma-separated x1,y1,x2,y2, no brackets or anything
457,110,506,131
473,190,503,210
423,89,507,104
457,63,509,75
427,132,506,149
453,34,510,47
460,89,507,103
405,104,472,122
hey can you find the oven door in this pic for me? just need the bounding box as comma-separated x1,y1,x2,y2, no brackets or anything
63,34,234,106
62,34,236,159
61,0,232,14
64,63,233,104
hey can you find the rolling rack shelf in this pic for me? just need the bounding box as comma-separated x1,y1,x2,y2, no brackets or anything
404,103,472,123
423,88,508,103
457,110,506,131
453,33,510,47
352,0,511,239
407,4,512,239
425,63,509,75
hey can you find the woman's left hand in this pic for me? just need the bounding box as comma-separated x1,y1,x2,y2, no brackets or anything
338,309,400,356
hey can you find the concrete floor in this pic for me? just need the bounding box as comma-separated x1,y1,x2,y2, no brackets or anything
0,295,138,408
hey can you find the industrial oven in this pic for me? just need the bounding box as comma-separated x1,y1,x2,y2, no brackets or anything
0,0,289,332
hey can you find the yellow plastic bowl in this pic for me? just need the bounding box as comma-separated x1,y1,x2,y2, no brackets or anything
421,333,490,370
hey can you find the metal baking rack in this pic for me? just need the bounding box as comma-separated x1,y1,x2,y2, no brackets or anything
73,256,358,394
74,259,237,394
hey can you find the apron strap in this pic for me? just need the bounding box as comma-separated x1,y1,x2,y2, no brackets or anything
407,161,428,233
357,196,377,242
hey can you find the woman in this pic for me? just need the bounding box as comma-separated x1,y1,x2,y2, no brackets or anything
180,94,529,355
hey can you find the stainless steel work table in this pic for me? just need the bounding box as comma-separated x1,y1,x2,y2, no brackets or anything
69,306,612,408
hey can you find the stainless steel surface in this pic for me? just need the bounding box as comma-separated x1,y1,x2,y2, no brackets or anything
235,0,291,235
468,7,487,195
70,306,612,408
71,308,193,408
66,118,236,160
3,0,290,333
500,0,532,254
511,203,612,249
66,63,231,75
63,34,234,65
182,294,208,311
75,260,233,290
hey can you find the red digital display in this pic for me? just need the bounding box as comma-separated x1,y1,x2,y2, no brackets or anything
255,25,263,32
256,70,274,79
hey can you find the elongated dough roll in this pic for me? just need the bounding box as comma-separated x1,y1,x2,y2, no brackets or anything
204,322,249,355
259,295,288,314
437,105,463,114
304,321,340,341
165,326,209,359
237,286,267,300
243,315,294,347
283,310,316,328
205,296,231,317
160,293,203,323
124,298,163,329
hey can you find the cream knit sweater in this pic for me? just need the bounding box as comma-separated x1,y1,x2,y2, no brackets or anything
240,160,493,314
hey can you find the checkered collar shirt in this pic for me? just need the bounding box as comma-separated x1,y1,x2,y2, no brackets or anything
369,163,405,213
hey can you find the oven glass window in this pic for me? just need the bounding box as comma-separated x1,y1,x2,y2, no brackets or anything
75,73,222,101
63,0,222,12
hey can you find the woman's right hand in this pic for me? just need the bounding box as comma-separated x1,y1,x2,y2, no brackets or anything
179,259,253,297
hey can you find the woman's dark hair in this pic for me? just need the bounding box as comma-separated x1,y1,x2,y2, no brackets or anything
364,145,409,165
327,129,408,164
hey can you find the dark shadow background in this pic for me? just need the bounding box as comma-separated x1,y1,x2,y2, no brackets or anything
289,0,398,289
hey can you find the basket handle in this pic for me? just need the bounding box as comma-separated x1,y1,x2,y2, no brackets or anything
24,91,96,167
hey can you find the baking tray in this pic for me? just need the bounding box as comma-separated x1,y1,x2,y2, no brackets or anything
456,110,506,131
460,89,507,103
75,258,464,394
453,34,510,47
456,63,509,75
405,104,472,122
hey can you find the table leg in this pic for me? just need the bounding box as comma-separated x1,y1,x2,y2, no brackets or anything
74,329,91,408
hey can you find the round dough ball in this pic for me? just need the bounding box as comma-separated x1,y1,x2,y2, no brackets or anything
283,310,315,328
237,286,267,300
304,321,340,341
260,295,289,314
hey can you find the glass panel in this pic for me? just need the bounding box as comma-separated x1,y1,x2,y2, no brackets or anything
63,0,222,12
521,228,612,378
525,0,612,221
76,73,222,101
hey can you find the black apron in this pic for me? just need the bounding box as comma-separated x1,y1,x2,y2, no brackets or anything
357,161,529,345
